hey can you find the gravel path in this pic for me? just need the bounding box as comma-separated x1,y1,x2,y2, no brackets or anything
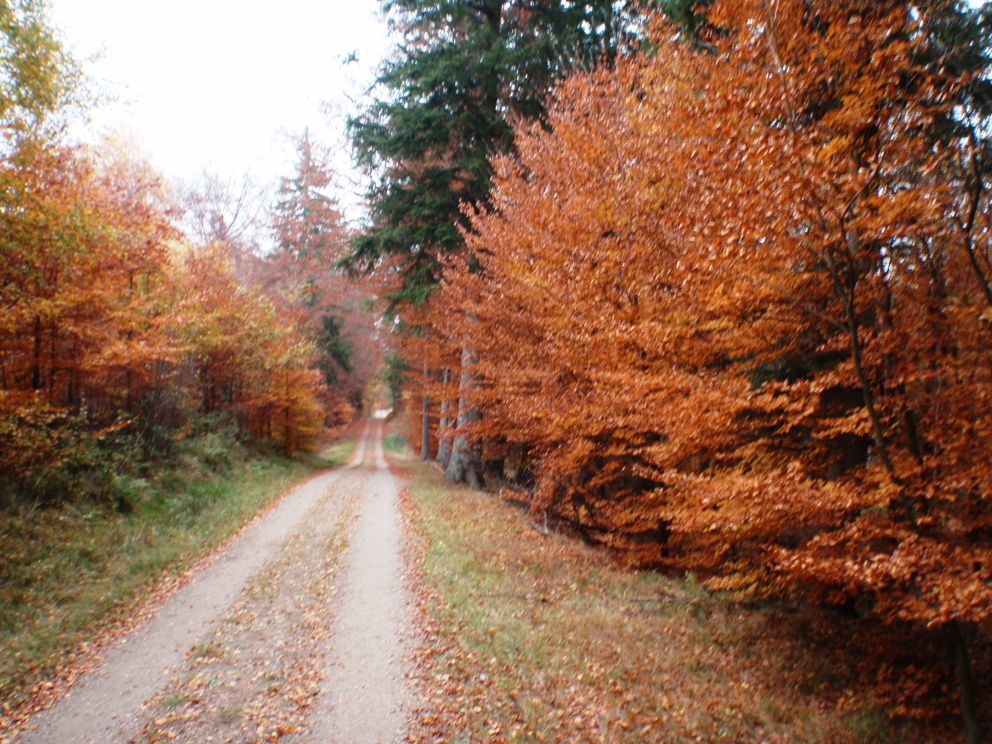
16,421,413,744
301,423,412,744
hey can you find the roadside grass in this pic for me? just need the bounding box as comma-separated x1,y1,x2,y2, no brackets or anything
0,432,355,714
383,433,408,453
312,437,357,467
397,456,956,743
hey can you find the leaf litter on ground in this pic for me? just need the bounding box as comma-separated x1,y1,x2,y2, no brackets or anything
390,446,964,744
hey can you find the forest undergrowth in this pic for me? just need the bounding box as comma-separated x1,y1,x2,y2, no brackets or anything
0,425,356,720
391,438,986,743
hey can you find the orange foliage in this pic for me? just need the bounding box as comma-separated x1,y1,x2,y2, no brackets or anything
428,0,992,632
0,140,177,486
172,244,324,455
258,131,380,424
0,138,329,492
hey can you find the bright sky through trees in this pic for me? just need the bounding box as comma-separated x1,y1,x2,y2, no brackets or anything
49,0,390,201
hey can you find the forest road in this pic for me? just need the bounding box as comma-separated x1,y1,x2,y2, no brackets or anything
17,420,414,744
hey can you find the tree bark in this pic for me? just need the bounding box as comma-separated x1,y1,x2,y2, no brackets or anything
420,360,430,461
436,367,452,467
824,232,898,479
948,620,982,744
32,315,41,391
444,345,484,489
960,152,992,306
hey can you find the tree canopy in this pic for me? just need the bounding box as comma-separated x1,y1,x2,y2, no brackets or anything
0,0,82,139
404,0,992,735
347,0,645,309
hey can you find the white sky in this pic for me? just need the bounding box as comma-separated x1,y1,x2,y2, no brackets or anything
49,0,392,211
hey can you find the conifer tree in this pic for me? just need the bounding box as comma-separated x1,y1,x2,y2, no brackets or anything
348,0,640,304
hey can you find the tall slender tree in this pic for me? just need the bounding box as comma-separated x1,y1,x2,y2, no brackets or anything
266,132,376,421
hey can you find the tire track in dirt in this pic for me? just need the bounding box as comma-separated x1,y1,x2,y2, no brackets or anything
297,421,412,744
17,423,376,744
132,455,369,742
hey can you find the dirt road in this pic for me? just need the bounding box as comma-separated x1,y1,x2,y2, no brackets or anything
18,421,412,744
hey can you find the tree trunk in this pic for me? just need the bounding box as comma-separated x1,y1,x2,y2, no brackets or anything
948,620,982,744
32,315,41,390
436,367,452,467
444,346,483,489
420,360,430,461
49,321,56,399
284,370,292,456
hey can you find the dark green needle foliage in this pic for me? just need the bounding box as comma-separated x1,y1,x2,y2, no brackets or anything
317,315,353,384
347,0,647,311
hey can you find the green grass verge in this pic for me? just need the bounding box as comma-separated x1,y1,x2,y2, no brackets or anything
0,434,354,710
383,433,408,453
402,460,914,743
314,437,357,465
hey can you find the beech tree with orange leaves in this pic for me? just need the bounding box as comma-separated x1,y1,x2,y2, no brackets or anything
434,0,992,737
0,138,180,494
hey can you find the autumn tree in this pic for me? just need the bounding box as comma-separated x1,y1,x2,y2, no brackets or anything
0,142,331,498
179,170,268,255
348,0,647,484
172,242,325,455
0,137,182,498
0,0,82,140
261,131,379,424
439,0,992,735
0,2,340,502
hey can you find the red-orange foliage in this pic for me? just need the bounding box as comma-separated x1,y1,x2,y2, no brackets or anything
433,0,992,638
260,132,381,424
172,243,324,455
0,140,176,484
0,137,330,493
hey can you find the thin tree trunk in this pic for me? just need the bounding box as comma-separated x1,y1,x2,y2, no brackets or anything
32,315,41,391
960,153,992,306
436,367,452,467
444,345,483,489
284,370,292,455
823,237,897,479
49,322,56,400
420,360,430,461
948,620,982,744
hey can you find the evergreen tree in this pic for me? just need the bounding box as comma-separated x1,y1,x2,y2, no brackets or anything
346,0,644,307
273,130,345,267
267,133,358,410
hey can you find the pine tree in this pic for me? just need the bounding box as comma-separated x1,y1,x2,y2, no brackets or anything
266,132,374,421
